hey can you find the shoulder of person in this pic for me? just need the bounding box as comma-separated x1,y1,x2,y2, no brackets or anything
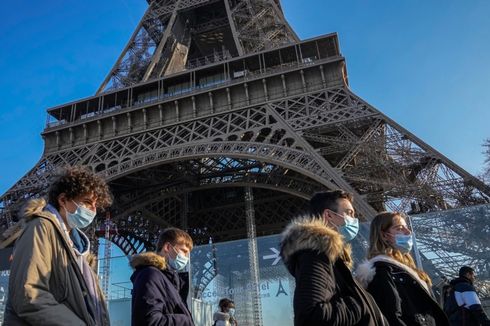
280,216,346,266
454,280,475,292
355,255,398,288
213,311,229,321
130,252,167,270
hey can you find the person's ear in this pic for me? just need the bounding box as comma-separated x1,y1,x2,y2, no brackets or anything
164,242,174,254
57,193,68,208
322,209,330,222
381,231,391,242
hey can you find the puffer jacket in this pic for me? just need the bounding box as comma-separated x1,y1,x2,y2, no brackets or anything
3,198,110,326
130,252,194,326
356,255,449,326
280,217,387,326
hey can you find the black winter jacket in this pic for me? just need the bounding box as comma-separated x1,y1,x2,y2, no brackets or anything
280,217,387,326
130,252,194,326
448,276,490,326
356,255,449,326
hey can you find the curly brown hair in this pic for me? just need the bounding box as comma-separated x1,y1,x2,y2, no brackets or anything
47,166,112,210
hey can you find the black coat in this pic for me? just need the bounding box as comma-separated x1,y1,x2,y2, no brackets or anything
130,252,194,326
280,217,387,326
356,256,449,326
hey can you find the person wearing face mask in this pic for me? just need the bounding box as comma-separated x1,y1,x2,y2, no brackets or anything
280,190,387,326
3,166,112,325
130,227,194,326
356,212,449,326
213,298,238,326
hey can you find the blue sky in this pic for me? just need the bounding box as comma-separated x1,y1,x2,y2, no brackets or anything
1,0,490,194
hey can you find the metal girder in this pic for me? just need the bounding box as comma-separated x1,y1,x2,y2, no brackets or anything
192,240,219,299
96,0,297,94
111,160,319,212
411,204,490,299
187,188,307,243
3,82,489,228
226,0,298,54
110,232,151,256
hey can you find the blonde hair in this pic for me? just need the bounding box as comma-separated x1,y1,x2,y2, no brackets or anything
368,212,432,286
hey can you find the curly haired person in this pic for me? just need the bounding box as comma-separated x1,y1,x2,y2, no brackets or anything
4,166,112,325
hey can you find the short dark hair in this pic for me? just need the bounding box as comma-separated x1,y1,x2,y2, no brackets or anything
459,266,474,278
156,227,193,252
309,190,353,217
47,166,112,210
218,298,235,310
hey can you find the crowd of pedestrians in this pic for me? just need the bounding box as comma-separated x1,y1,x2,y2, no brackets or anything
2,165,489,325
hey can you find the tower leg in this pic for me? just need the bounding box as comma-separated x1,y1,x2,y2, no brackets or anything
245,187,263,326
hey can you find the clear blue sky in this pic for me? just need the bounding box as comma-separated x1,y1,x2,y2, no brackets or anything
1,0,490,194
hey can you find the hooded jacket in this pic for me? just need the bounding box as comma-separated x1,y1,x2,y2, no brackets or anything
356,255,449,326
213,311,235,326
447,276,490,326
3,198,110,326
280,217,387,326
130,252,194,326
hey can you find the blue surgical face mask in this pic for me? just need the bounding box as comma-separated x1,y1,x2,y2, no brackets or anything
229,308,235,316
168,246,189,271
393,234,413,253
338,215,359,242
65,201,96,229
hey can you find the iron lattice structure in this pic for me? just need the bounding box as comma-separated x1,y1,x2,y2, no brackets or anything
1,0,490,314
411,204,490,300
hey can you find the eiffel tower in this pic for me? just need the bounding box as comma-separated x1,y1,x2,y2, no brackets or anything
1,0,489,318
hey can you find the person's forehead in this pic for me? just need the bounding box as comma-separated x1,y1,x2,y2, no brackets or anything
75,192,97,202
337,198,354,211
391,215,407,227
175,242,191,251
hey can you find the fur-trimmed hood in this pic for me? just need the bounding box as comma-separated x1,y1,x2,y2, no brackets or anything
130,252,168,270
21,198,52,221
280,216,352,269
2,198,75,248
355,255,430,293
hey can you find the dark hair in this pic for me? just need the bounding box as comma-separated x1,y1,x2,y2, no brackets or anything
309,190,353,216
459,266,474,278
47,165,112,210
218,298,235,311
156,227,193,252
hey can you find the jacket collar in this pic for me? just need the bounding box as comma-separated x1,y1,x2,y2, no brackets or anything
355,255,430,293
450,276,471,286
130,252,168,270
22,198,57,222
1,198,51,248
280,216,352,269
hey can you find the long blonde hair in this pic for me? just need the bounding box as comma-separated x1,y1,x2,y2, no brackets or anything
368,212,432,286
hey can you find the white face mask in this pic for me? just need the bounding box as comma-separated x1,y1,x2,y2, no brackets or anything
328,210,359,241
64,201,96,229
168,245,189,271
389,233,413,253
